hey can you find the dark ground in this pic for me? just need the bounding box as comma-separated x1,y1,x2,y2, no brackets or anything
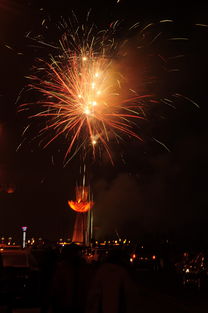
136,270,208,313
0,267,208,313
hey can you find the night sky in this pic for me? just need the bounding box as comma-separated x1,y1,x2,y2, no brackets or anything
0,0,208,247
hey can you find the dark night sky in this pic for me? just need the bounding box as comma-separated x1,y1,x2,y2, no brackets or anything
0,0,208,247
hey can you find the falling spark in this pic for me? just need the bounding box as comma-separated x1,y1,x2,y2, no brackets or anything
195,24,208,28
173,93,200,108
168,37,189,41
153,137,171,152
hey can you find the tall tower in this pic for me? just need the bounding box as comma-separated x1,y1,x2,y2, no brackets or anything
21,226,28,248
68,186,94,245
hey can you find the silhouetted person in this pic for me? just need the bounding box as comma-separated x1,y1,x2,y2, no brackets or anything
48,243,91,313
86,248,139,313
40,246,59,313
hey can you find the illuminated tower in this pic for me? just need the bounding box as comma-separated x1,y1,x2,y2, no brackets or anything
21,226,28,249
68,186,94,246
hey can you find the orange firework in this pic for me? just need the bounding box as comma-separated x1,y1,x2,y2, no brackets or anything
18,16,198,164
19,19,155,164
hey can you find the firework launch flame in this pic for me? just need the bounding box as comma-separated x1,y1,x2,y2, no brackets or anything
68,200,94,213
68,185,94,213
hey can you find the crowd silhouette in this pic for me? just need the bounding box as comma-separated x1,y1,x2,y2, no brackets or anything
39,244,139,313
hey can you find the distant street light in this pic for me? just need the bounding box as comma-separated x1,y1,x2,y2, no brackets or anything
21,226,28,248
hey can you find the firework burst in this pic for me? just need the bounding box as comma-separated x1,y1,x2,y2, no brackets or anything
19,17,158,165
19,16,195,165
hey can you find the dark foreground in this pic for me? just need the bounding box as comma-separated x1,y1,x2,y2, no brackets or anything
0,245,208,313
136,270,208,313
1,270,208,313
0,271,208,313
